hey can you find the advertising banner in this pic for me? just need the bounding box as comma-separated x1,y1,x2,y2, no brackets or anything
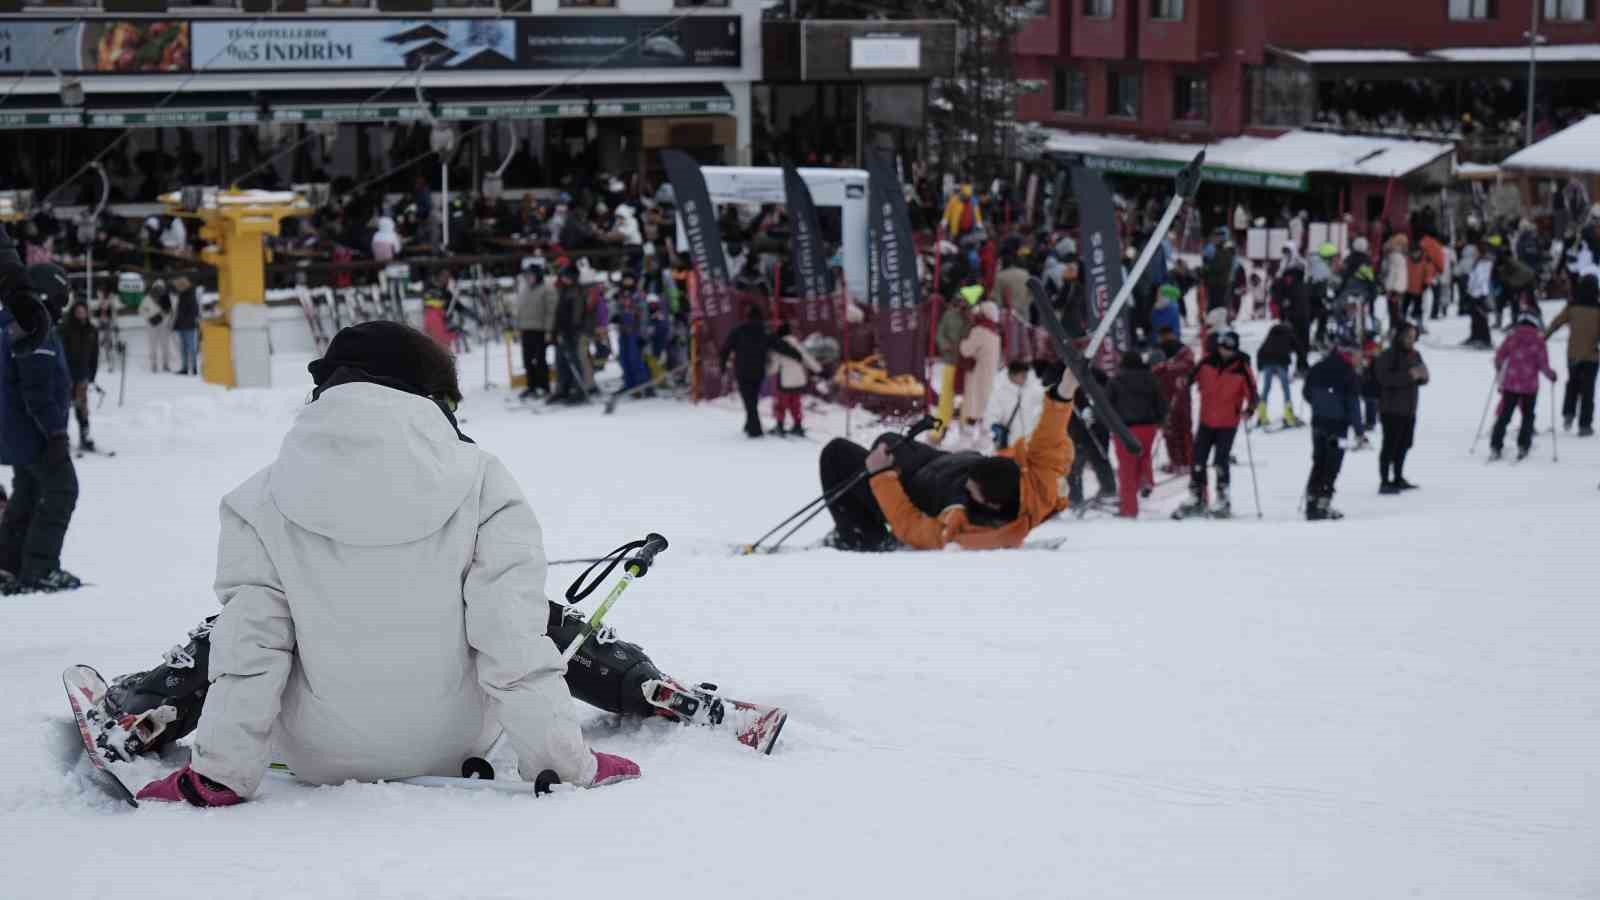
660,150,738,353
866,150,923,378
782,164,835,335
0,15,738,74
1069,167,1128,374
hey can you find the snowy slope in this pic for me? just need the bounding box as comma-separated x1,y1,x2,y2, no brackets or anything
2,309,1596,900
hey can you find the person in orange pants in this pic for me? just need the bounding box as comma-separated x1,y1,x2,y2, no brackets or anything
1107,351,1168,518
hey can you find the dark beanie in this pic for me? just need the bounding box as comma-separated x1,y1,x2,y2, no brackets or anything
1119,349,1144,370
969,456,1022,521
308,321,461,404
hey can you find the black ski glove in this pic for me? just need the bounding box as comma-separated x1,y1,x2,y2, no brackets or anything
45,433,70,466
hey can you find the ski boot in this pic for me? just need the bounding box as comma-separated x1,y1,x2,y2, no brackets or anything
1171,481,1209,520
1255,402,1270,429
1305,495,1344,521
1516,446,1530,461
1283,406,1301,429
1564,416,1575,433
774,422,789,437
1209,485,1232,519
547,604,789,754
92,618,216,760
1488,447,1503,461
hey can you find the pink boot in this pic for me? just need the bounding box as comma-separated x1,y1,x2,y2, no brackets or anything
590,751,641,788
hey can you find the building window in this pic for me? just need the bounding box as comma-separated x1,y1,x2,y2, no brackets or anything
1246,64,1313,127
307,0,374,7
675,0,732,6
1151,0,1183,19
1174,73,1208,121
1053,66,1086,114
1108,71,1139,118
1448,0,1496,19
1545,0,1588,19
1083,0,1114,18
559,0,619,6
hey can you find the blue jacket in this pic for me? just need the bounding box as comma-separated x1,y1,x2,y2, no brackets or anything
0,309,72,465
1150,300,1182,338
1302,351,1362,438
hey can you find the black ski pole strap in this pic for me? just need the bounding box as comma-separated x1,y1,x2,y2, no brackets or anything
563,533,669,602
565,539,646,603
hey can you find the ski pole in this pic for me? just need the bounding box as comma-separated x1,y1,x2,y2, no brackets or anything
1470,362,1506,455
1241,415,1263,519
1084,150,1206,362
559,533,668,665
1550,381,1559,462
739,414,939,555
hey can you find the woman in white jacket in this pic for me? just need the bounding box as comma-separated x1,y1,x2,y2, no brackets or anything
135,322,637,805
957,297,1003,449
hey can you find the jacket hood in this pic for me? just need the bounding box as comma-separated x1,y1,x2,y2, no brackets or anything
269,382,481,547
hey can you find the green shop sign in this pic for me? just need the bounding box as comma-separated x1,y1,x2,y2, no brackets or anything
1061,152,1308,193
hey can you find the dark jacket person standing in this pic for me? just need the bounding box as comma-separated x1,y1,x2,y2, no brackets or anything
1374,322,1428,493
0,257,81,594
1107,350,1167,517
720,305,800,438
1302,343,1364,520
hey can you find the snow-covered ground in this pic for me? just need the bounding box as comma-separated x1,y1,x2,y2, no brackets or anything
3,308,1596,900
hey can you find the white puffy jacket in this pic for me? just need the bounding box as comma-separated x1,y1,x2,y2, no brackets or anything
190,382,595,796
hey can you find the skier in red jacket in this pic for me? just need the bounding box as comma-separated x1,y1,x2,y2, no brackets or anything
1174,331,1257,519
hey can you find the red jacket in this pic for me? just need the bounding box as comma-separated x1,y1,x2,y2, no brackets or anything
1193,354,1257,429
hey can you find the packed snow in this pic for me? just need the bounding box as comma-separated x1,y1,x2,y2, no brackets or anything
2,307,1596,900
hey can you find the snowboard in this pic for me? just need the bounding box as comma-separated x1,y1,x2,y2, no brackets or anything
643,676,787,755
62,665,139,807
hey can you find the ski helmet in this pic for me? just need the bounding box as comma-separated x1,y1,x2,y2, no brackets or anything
25,263,70,322
1216,331,1240,352
1318,242,1339,259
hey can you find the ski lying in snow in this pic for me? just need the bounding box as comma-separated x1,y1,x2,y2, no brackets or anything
643,676,787,755
734,536,1070,556
62,665,139,807
75,447,117,458
604,362,689,414
266,761,567,796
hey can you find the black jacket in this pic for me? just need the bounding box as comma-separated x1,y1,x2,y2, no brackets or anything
720,321,799,383
1303,351,1361,436
59,315,99,383
1375,346,1427,416
554,285,585,338
885,438,984,518
1256,323,1299,369
173,288,200,331
1107,364,1168,427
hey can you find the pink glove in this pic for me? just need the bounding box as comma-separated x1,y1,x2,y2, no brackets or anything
136,765,244,807
590,751,641,788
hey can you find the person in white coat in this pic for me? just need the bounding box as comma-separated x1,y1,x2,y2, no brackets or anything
132,322,638,806
957,297,1003,450
138,279,174,372
371,217,403,262
985,361,1044,450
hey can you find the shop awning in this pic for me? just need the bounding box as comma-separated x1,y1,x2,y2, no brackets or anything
587,84,734,117
1043,129,1454,193
1268,43,1600,75
1502,114,1600,176
0,82,732,128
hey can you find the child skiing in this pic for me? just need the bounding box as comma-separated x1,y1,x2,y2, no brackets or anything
1489,313,1559,460
1174,331,1256,519
769,321,822,436
1254,320,1300,429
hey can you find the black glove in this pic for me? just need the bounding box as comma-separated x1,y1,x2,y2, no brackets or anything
45,433,70,466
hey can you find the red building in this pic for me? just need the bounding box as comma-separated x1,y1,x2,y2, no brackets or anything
1014,0,1600,232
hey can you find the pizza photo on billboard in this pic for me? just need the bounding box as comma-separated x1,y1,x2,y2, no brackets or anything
90,21,190,73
